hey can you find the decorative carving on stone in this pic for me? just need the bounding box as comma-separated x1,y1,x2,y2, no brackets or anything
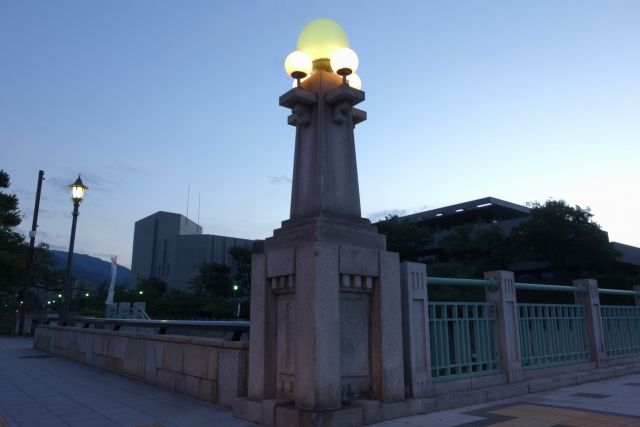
332,100,352,124
288,104,312,127
340,273,375,292
270,275,295,294
276,297,296,400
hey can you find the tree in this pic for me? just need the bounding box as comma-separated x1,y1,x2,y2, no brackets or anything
0,170,21,235
189,262,234,318
0,170,25,311
438,224,511,277
229,246,252,317
189,262,232,297
137,276,168,300
510,200,619,280
29,243,65,292
376,215,432,262
229,246,251,289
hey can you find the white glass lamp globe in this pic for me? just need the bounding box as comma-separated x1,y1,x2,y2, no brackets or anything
297,19,349,62
285,51,312,79
330,47,359,76
346,73,362,90
69,175,88,203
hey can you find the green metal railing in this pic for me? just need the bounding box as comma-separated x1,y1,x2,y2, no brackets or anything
601,306,640,358
599,288,640,296
429,302,500,380
427,277,495,288
515,283,583,293
518,304,589,369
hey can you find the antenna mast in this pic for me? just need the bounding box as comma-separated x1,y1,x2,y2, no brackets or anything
186,181,190,220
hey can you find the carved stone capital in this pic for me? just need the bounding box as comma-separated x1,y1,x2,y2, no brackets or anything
279,87,317,128
326,84,367,125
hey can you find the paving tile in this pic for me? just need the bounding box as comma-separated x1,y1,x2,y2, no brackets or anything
19,419,69,427
60,412,117,427
5,336,640,427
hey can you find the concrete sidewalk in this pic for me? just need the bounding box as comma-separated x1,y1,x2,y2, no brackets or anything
372,373,640,426
2,336,640,426
0,337,253,427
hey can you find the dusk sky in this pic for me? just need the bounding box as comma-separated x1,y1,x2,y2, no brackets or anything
2,1,639,268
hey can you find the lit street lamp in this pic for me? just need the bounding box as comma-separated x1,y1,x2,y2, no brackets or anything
233,284,239,319
63,175,88,319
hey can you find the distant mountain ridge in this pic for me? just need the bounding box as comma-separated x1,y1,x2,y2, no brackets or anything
51,250,132,287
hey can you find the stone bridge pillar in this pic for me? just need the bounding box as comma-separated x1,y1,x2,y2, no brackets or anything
234,55,404,426
400,262,432,398
484,270,523,383
574,278,608,368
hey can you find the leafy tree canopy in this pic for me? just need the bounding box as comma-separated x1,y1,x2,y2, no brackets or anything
510,199,619,280
438,224,511,277
0,170,24,302
376,215,432,262
229,246,251,296
189,262,232,298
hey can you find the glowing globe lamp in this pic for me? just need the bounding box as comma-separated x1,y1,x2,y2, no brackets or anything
346,73,362,90
285,51,312,79
330,47,359,80
69,175,88,203
297,19,349,69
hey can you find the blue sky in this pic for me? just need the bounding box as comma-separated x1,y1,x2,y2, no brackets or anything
2,1,639,268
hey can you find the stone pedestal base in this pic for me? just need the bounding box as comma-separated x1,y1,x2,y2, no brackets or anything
275,405,363,427
234,397,417,427
238,230,405,426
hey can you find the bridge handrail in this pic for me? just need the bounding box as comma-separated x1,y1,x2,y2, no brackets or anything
427,277,495,288
45,317,250,340
514,283,583,293
598,288,640,296
426,277,638,295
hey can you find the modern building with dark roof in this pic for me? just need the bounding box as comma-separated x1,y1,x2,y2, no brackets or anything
131,211,253,290
402,197,531,232
397,197,640,273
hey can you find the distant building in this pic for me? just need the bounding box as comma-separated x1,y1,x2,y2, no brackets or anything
399,197,531,263
130,211,253,290
397,196,640,275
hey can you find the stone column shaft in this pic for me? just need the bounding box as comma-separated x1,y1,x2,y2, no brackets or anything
484,271,523,383
574,278,608,368
280,71,365,221
400,262,432,398
294,242,342,410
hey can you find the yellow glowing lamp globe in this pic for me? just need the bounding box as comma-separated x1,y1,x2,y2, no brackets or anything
346,73,362,90
284,50,312,79
69,175,88,203
297,19,349,62
330,47,359,76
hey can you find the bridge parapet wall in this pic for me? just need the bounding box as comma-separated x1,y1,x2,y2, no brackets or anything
34,325,247,408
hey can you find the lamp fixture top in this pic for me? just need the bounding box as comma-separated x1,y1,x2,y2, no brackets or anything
69,174,88,203
296,19,349,66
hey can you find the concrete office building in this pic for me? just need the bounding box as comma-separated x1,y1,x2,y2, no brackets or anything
397,196,640,274
131,211,253,290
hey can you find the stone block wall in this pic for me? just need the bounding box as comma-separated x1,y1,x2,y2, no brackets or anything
34,325,248,408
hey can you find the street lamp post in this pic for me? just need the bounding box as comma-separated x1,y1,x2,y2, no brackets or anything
63,175,88,319
233,284,239,319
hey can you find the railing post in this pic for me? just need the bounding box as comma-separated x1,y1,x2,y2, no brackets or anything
634,285,640,306
484,271,523,383
573,278,608,367
400,262,432,398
